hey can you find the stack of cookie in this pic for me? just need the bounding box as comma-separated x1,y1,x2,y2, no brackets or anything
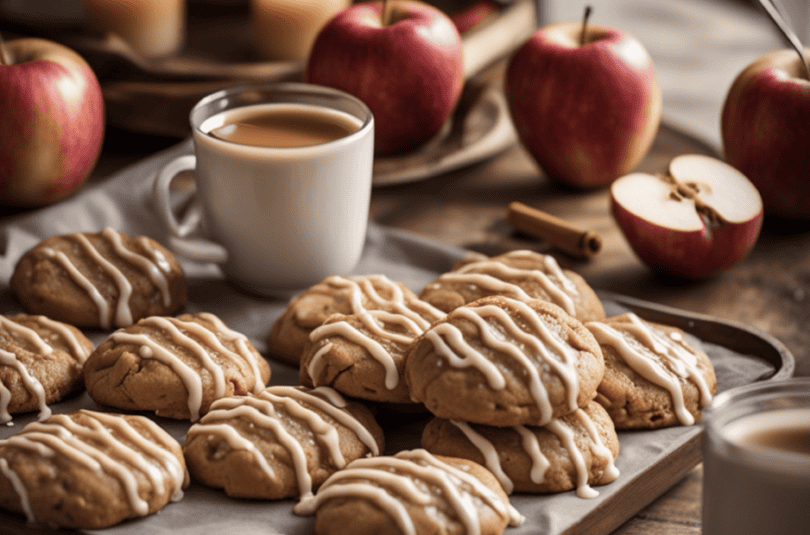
405,252,622,499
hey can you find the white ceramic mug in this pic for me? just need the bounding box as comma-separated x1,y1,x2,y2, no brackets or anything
701,378,810,535
154,82,374,296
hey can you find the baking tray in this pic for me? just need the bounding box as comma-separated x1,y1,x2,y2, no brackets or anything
0,142,794,535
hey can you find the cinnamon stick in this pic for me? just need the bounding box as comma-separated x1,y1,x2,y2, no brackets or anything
507,201,602,259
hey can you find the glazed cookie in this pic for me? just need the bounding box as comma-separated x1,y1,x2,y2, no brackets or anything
421,400,620,498
299,291,444,403
84,313,271,421
269,274,444,365
0,409,188,529
294,449,524,535
11,228,187,330
419,249,605,322
405,296,604,427
0,314,93,423
183,385,384,500
585,313,717,429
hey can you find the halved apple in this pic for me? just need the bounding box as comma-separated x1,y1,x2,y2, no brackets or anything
610,154,763,279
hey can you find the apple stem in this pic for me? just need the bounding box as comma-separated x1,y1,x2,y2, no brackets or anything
757,0,810,80
382,0,393,27
0,32,10,66
580,5,592,46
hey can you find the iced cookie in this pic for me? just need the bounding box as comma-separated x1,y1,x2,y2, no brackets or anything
0,410,188,529
84,313,270,421
269,274,444,365
405,296,604,427
299,290,444,404
585,313,717,428
421,400,620,498
183,385,384,500
419,250,605,322
0,314,93,423
11,228,187,330
294,449,524,535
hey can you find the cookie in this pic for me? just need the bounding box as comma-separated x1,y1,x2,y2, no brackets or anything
0,409,188,529
11,228,187,330
294,449,524,535
421,400,620,498
585,313,717,428
0,314,93,423
83,312,271,421
183,385,384,500
405,296,604,427
419,249,605,322
299,293,444,404
269,274,444,365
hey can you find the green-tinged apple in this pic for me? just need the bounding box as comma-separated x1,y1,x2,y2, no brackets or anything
505,11,661,189
306,0,464,155
0,37,104,207
721,46,810,219
611,154,763,279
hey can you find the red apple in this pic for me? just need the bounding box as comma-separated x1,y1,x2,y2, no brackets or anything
306,0,464,155
505,17,662,189
0,38,105,207
610,154,763,279
721,47,810,219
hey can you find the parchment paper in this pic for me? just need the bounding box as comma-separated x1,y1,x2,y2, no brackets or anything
0,140,776,535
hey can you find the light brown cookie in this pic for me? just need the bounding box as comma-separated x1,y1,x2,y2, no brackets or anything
419,249,605,322
0,314,93,423
0,409,188,529
84,312,271,421
293,449,524,535
585,313,717,429
405,296,604,427
299,292,444,404
11,228,187,330
183,385,384,500
421,400,620,497
269,274,444,365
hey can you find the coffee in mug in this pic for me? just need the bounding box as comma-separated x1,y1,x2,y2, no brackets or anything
204,103,362,148
154,82,374,295
702,378,810,535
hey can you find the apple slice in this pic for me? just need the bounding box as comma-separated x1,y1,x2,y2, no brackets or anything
610,154,763,278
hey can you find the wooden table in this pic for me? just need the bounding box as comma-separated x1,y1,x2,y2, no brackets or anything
2,0,806,533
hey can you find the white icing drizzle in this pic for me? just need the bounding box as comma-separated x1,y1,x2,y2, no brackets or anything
137,236,173,274
196,313,266,394
545,418,598,498
186,385,379,500
72,233,133,328
0,349,50,423
0,457,34,522
111,315,267,421
515,425,550,484
586,314,713,426
454,255,577,316
451,420,514,493
0,411,186,521
309,322,400,390
111,332,204,421
448,407,618,498
103,228,172,308
305,276,445,390
423,297,582,424
0,316,53,356
294,449,524,532
31,316,90,364
43,247,112,329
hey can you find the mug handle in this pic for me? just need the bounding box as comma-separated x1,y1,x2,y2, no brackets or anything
153,154,229,264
